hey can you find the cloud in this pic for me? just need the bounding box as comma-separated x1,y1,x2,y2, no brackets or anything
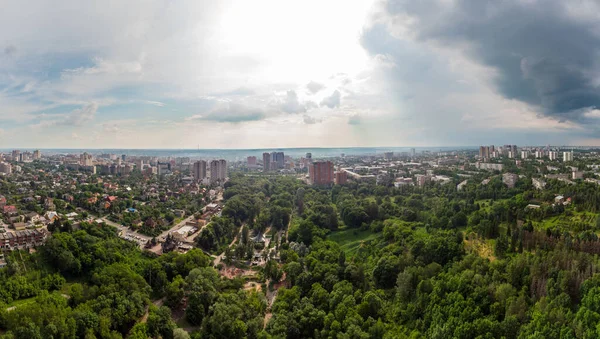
380,0,600,121
320,90,341,108
280,90,306,114
348,114,361,125
187,102,266,123
215,87,256,96
303,115,321,124
306,81,325,94
3,45,16,56
102,123,119,133
60,103,99,126
145,101,165,107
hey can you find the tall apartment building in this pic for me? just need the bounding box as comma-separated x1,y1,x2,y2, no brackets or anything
33,150,41,160
563,151,573,162
309,161,334,185
193,160,207,181
209,159,227,184
548,151,559,161
271,152,284,170
511,145,517,156
521,150,529,159
80,152,93,166
11,150,20,162
247,156,257,166
262,152,271,172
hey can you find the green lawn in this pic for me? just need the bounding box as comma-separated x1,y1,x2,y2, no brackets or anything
6,296,36,309
327,228,382,257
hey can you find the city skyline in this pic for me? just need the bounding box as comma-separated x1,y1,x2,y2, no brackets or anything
2,1,600,148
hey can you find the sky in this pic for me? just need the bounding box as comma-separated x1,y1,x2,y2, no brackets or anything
1,0,600,149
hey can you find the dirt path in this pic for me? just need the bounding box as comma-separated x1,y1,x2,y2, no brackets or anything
140,298,165,323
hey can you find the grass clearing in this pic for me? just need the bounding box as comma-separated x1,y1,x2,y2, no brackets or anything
6,296,36,309
327,228,382,257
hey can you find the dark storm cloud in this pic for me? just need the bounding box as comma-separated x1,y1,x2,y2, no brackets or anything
376,0,600,121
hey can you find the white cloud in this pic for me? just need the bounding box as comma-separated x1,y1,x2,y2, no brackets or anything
279,90,306,114
102,123,119,133
320,90,341,108
61,103,99,126
306,81,325,94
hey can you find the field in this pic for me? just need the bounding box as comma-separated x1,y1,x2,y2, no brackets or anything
327,228,382,257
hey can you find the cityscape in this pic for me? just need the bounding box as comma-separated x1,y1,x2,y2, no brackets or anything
4,0,600,337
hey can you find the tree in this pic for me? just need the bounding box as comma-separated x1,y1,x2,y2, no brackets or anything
147,306,175,339
173,328,191,339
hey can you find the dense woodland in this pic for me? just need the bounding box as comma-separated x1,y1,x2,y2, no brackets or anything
4,171,600,338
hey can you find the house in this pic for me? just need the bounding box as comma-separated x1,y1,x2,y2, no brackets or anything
3,205,18,216
0,229,48,250
173,209,185,218
106,196,117,203
0,196,6,207
62,194,74,203
12,222,27,231
45,211,59,223
44,198,55,211
554,195,565,204
25,212,41,223
526,204,541,210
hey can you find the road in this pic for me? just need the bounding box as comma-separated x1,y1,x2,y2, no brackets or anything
156,215,195,241
89,211,195,249
213,226,244,266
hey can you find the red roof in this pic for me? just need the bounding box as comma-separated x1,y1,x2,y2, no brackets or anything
3,205,17,214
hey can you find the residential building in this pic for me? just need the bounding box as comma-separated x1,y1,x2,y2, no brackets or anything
309,161,334,185
457,180,468,191
209,159,227,184
384,152,393,160
532,178,546,190
11,150,20,162
502,173,518,188
335,170,348,185
0,162,11,175
262,152,271,172
247,156,257,166
563,151,574,162
33,150,41,160
415,174,431,187
271,152,284,170
193,160,207,181
476,162,503,171
80,152,93,166
572,170,584,180
548,151,559,161
520,150,529,159
0,229,48,250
